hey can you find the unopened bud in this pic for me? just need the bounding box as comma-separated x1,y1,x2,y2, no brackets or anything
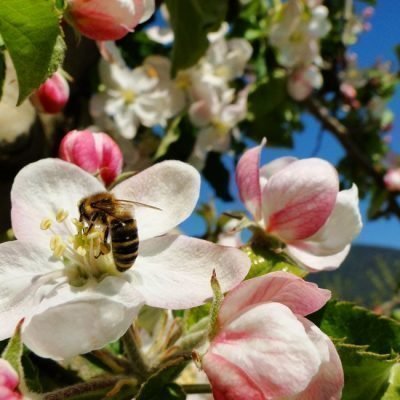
31,71,70,114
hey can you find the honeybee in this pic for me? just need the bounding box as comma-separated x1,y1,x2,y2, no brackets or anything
78,192,160,272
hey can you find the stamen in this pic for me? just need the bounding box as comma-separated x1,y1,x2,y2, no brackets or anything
56,209,69,223
53,242,67,258
50,235,62,251
77,246,87,257
40,218,52,230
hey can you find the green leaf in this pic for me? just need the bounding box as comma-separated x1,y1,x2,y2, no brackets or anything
243,242,306,279
154,116,182,160
166,0,228,73
136,359,187,400
0,0,64,104
382,363,400,400
337,343,397,400
309,300,400,355
2,322,23,375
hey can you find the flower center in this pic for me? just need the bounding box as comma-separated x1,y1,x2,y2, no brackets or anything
121,89,136,105
40,209,118,287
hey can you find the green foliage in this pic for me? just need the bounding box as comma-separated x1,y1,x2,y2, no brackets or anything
0,0,65,104
337,344,397,400
136,360,187,400
243,241,306,279
382,363,400,400
2,323,23,376
310,300,400,354
310,301,400,399
246,72,300,147
166,0,228,73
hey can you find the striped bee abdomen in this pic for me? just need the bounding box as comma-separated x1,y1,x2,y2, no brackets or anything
109,217,139,272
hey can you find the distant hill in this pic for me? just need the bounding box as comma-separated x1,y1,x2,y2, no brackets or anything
308,245,400,307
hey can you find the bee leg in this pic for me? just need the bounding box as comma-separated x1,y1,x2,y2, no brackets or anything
95,226,111,258
86,213,99,234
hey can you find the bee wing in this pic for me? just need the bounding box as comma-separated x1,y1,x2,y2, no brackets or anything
115,199,162,211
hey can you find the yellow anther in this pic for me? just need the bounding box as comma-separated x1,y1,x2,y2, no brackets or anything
53,242,66,258
56,209,69,223
50,235,62,251
40,218,52,230
77,246,87,257
122,90,136,104
72,218,84,230
146,65,158,79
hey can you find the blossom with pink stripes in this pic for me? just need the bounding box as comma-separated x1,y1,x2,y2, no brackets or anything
66,0,155,41
236,141,362,271
59,129,123,186
0,359,22,400
202,272,344,400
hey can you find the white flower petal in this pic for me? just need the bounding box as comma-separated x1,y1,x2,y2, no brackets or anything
286,245,350,272
130,235,250,309
11,159,104,246
22,277,144,360
0,241,63,340
112,161,200,240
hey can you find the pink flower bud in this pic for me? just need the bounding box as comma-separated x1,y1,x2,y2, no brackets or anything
66,0,155,41
59,130,123,185
384,168,400,192
0,359,22,400
31,72,69,114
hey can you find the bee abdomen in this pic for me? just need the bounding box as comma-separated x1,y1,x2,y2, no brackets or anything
110,218,139,272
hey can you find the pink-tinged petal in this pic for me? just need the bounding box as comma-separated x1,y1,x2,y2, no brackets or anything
208,303,321,398
11,159,105,247
293,185,362,256
263,158,339,242
260,156,298,180
294,318,344,400
0,360,19,390
286,244,350,272
59,130,100,174
218,272,330,327
0,387,22,400
112,161,200,241
130,235,250,309
0,241,63,340
203,353,264,400
67,0,146,41
235,140,265,220
22,277,144,360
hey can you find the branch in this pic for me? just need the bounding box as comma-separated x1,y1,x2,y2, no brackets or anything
306,97,400,218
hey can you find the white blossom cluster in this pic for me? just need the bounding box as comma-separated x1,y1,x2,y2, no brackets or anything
90,21,252,169
268,0,331,101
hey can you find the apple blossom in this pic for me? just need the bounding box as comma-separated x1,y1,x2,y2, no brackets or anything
384,168,400,192
66,0,155,41
202,272,344,400
188,87,248,169
30,71,69,114
0,159,250,360
90,54,184,139
59,129,123,185
0,359,22,400
236,142,362,271
287,65,323,101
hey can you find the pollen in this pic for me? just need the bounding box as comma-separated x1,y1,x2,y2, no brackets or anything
40,218,52,230
77,246,87,257
56,209,69,223
50,235,62,251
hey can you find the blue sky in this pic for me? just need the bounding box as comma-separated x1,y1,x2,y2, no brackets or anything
182,1,400,249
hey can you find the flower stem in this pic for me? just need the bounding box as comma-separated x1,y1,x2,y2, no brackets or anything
182,384,212,394
121,326,150,381
43,375,138,400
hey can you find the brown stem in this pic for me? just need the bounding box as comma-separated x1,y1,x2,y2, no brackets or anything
306,97,400,218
